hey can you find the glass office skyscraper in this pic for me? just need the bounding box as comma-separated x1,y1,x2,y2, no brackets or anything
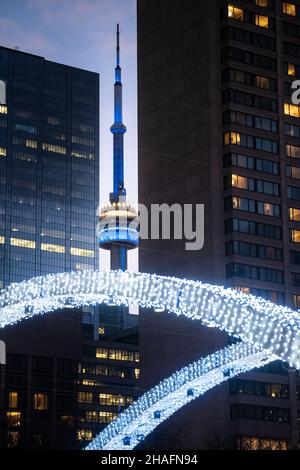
0,45,139,449
0,46,99,286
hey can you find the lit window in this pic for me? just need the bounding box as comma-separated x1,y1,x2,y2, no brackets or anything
134,368,140,380
26,140,37,149
33,393,48,411
231,174,248,189
224,131,241,146
291,229,300,243
282,2,296,16
255,75,270,89
42,143,66,155
0,236,5,244
0,105,7,114
99,393,133,406
77,429,93,441
9,392,18,409
263,203,273,216
293,294,300,307
290,166,300,179
0,147,6,156
70,247,94,258
228,5,244,21
289,208,300,221
234,286,250,294
0,80,6,104
238,435,288,450
284,102,300,118
99,411,117,423
77,392,93,404
7,431,19,448
287,144,300,158
96,347,108,359
288,63,296,76
10,238,35,249
98,327,105,335
256,0,268,6
255,14,269,28
41,243,65,253
6,411,21,427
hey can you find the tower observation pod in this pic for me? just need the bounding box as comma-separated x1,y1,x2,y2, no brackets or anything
98,24,139,270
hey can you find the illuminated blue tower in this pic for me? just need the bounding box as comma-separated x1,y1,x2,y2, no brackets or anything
99,24,138,270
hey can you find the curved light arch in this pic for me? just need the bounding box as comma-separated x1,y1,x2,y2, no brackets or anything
1,270,300,366
0,270,299,450
85,343,277,450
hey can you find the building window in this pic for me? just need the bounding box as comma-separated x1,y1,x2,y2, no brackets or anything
81,411,117,424
256,0,269,6
26,140,37,149
287,165,300,179
288,186,300,200
226,239,282,261
8,392,18,409
237,436,288,450
99,393,133,407
230,379,289,398
77,392,93,404
233,287,284,304
226,262,283,283
0,147,6,156
228,5,244,21
287,63,296,76
282,2,296,16
41,243,65,253
98,327,105,335
226,217,281,239
70,247,94,258
77,429,93,441
42,143,66,155
284,102,300,117
231,174,248,189
291,229,300,243
0,105,7,114
289,207,300,221
0,236,5,244
255,75,270,89
287,144,300,158
231,404,290,423
224,131,241,146
33,393,48,411
10,238,35,249
6,411,21,427
255,14,269,28
7,431,19,448
292,294,300,307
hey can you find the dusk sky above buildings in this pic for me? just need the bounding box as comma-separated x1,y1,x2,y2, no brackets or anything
0,0,138,269
0,0,137,202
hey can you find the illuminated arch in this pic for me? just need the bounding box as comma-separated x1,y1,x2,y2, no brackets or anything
1,270,300,366
85,343,276,450
0,269,299,450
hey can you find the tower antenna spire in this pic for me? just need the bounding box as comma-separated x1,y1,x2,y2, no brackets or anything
116,23,120,67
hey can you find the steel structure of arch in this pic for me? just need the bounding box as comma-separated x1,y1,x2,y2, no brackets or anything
0,269,299,450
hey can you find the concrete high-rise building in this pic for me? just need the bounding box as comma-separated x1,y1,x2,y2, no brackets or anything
0,44,139,449
138,0,300,450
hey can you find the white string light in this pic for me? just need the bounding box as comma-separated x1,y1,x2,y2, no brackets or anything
85,343,277,450
0,270,299,367
0,269,299,450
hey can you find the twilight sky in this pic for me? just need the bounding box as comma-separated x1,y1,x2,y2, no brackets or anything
0,0,138,270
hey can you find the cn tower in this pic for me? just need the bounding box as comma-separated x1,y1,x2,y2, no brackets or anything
99,24,138,273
